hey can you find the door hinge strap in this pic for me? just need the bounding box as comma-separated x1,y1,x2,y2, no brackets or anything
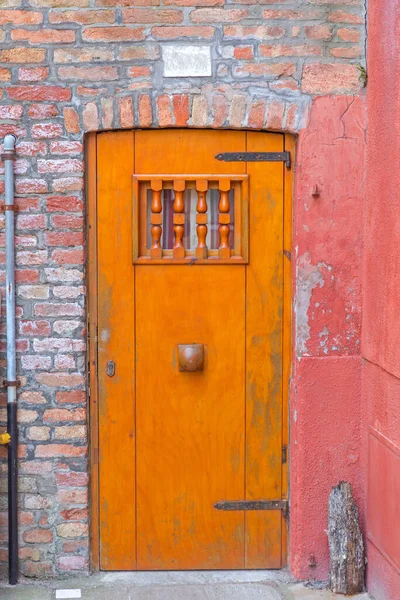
215,152,291,169
214,499,288,517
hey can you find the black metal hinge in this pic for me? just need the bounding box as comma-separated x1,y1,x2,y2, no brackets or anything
282,444,287,464
214,499,289,518
216,152,291,169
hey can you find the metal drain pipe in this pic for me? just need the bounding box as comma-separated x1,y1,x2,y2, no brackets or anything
3,134,18,585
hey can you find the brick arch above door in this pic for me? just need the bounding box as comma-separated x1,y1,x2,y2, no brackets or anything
66,90,311,136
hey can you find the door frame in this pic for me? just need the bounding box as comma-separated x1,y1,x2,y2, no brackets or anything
85,130,295,571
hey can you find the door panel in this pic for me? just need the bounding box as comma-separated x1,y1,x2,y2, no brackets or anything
136,266,245,569
97,129,287,570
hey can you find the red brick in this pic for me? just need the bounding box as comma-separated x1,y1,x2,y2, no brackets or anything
119,96,134,128
52,178,84,192
212,94,227,128
128,65,151,77
28,104,58,118
248,99,266,129
45,231,84,246
96,0,159,4
49,9,115,24
224,25,284,39
35,444,87,458
44,408,86,422
38,159,83,173
82,101,99,131
50,141,82,155
304,24,333,40
22,355,52,370
23,529,53,543
157,94,172,127
302,62,360,94
138,94,152,127
260,44,321,57
57,489,88,504
8,86,71,101
123,8,183,23
233,46,253,60
337,27,360,42
63,107,80,133
263,9,322,19
17,214,46,229
55,47,114,63
12,29,75,44
173,94,189,126
46,196,83,212
56,391,86,404
16,270,40,283
58,556,88,571
328,10,363,23
52,249,84,265
152,26,214,38
0,10,43,24
16,250,47,265
31,123,63,139
58,65,118,81
20,320,51,337
120,46,159,61
61,508,88,520
329,46,360,58
55,425,87,440
35,303,84,317
0,105,23,119
0,48,46,63
15,197,41,211
235,62,295,77
22,562,53,577
16,179,48,194
190,8,247,22
266,101,285,130
164,0,223,4
82,26,145,42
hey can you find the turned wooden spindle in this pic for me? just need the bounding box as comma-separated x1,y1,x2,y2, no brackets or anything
218,179,231,259
173,179,185,258
196,179,208,259
150,179,163,259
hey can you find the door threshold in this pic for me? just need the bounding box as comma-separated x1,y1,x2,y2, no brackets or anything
96,569,294,586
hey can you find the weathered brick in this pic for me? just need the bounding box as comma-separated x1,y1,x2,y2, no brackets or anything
0,48,46,63
54,425,87,440
190,8,247,22
191,95,207,127
11,29,75,44
57,472,88,487
46,196,83,212
247,99,266,129
152,26,214,38
157,94,173,127
119,96,134,128
50,141,83,155
52,178,84,192
58,556,88,571
302,62,360,94
330,46,360,58
34,302,84,317
18,285,49,299
172,94,189,126
58,66,118,81
328,10,363,24
235,62,296,77
38,159,83,174
120,46,159,60
82,26,145,42
44,407,86,422
56,391,86,405
123,8,183,23
49,9,115,24
55,48,114,64
304,24,333,40
36,372,85,388
224,25,285,39
212,94,227,128
128,66,152,78
31,123,63,138
260,44,321,57
337,27,360,42
27,426,51,441
35,444,86,458
55,355,76,369
23,529,53,544
82,102,99,131
0,10,43,24
138,94,152,127
57,489,88,504
57,522,88,538
20,320,51,337
233,46,254,60
19,391,47,405
28,104,58,118
8,86,70,101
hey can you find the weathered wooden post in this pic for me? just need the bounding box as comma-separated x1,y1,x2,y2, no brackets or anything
328,481,365,595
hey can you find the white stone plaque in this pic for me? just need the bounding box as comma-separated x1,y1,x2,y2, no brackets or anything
162,45,212,78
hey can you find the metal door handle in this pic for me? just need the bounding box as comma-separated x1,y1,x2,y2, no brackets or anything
106,360,115,377
178,344,204,372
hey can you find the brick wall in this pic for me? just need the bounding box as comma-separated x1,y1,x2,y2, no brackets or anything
0,0,365,579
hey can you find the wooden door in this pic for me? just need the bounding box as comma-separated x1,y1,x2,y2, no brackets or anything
94,129,291,571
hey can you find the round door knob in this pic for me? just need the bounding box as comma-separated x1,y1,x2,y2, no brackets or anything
178,344,204,372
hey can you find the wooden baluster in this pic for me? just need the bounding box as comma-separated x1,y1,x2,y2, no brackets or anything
173,179,185,259
218,179,231,259
196,179,208,259
150,179,163,259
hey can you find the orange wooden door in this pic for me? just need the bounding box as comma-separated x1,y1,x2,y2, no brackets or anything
96,129,289,571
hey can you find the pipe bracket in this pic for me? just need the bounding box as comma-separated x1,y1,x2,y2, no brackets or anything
3,380,20,388
1,154,15,162
0,432,11,445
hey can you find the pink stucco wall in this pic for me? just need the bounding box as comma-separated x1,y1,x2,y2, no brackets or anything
290,95,366,580
363,1,400,598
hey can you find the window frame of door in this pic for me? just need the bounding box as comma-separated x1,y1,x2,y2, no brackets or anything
85,130,295,572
